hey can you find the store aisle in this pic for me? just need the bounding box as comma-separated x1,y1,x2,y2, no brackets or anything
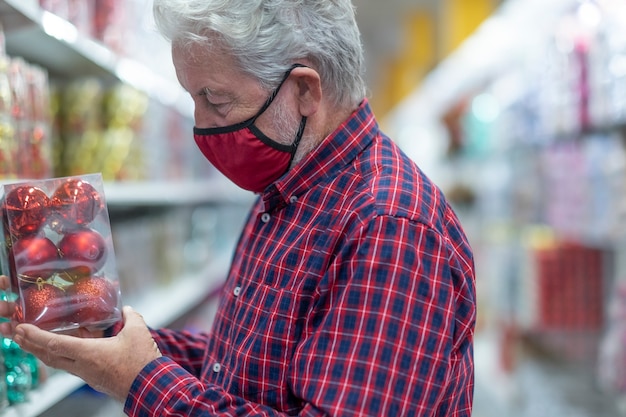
472,332,622,417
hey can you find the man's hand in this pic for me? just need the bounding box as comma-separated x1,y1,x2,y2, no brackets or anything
13,305,162,402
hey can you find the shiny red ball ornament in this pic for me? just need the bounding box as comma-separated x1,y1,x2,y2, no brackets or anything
68,276,119,326
57,228,107,280
15,283,68,331
11,235,59,283
49,179,103,232
2,186,50,238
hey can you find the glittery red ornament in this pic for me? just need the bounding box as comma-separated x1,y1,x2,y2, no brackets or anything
57,228,107,280
2,186,49,238
68,276,119,326
49,179,103,232
11,235,59,283
15,283,68,331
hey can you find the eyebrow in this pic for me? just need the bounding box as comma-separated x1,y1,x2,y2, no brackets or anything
196,86,232,98
195,87,212,96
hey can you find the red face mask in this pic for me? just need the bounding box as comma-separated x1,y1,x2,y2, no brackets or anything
193,65,307,193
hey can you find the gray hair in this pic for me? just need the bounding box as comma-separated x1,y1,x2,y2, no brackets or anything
153,0,367,109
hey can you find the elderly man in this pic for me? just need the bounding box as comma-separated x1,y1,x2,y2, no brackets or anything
3,1,477,416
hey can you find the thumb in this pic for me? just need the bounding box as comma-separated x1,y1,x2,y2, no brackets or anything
121,306,149,332
118,306,161,359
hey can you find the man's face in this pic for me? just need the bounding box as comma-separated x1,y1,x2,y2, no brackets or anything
173,42,270,130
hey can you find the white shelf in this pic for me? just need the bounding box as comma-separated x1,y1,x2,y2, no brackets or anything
0,177,254,208
103,178,254,208
0,252,231,417
127,252,230,329
0,0,192,117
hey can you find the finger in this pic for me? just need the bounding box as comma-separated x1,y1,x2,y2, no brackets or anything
13,324,60,358
13,324,103,377
0,300,15,318
0,321,13,337
14,323,90,363
118,306,161,358
76,327,105,339
121,306,148,330
0,275,10,290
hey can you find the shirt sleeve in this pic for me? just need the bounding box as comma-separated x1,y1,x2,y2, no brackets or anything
126,357,297,417
150,328,210,377
124,214,475,416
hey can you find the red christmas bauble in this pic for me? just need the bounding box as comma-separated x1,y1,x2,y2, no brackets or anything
15,283,68,331
2,186,49,238
11,235,59,283
49,179,103,232
57,228,108,280
67,276,119,326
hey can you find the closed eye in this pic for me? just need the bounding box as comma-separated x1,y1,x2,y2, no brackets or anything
197,90,232,115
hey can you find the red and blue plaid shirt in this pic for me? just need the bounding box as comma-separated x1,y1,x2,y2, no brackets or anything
125,99,476,416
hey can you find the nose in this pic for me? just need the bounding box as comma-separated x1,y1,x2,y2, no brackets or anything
193,103,218,129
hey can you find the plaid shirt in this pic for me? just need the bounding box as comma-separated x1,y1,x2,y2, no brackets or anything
125,100,476,416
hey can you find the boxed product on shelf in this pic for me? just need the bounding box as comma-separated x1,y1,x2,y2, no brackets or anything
0,54,16,178
515,236,609,365
0,173,122,332
52,79,149,180
0,53,53,181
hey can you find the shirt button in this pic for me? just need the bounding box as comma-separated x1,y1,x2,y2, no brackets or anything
261,213,271,223
289,196,298,204
213,363,221,373
233,286,241,297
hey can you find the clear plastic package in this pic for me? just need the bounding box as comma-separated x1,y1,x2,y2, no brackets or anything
0,173,121,332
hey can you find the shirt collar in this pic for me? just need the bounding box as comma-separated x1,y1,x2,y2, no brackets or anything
262,99,378,212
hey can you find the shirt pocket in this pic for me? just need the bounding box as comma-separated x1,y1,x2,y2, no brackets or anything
227,279,307,410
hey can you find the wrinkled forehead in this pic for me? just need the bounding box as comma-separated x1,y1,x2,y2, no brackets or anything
172,40,242,76
171,40,257,95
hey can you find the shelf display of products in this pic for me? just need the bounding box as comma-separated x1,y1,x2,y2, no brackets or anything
0,55,52,180
50,80,148,180
0,0,254,416
386,0,626,415
0,35,206,183
0,0,214,184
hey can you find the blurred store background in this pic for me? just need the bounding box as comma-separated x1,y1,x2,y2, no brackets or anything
383,1,626,416
0,0,624,415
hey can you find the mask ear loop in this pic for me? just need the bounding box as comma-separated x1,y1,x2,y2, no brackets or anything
252,63,309,123
288,116,307,165
282,64,309,166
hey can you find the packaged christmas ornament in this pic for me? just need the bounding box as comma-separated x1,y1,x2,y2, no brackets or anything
0,173,122,332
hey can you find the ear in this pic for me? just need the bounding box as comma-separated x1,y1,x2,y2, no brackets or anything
291,66,322,117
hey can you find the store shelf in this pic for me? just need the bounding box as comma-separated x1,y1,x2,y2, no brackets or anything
126,251,230,329
0,178,253,208
1,252,230,417
0,0,38,33
386,0,580,126
103,178,254,208
0,2,247,416
384,0,626,415
0,0,192,117
0,178,254,209
473,331,622,417
2,372,84,417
